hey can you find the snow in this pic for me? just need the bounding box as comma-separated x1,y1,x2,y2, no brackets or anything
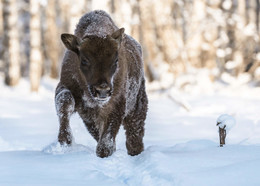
216,48,225,58
222,0,232,10
1,76,260,185
216,114,236,131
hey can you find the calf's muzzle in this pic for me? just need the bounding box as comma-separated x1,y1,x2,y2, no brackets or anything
92,83,112,100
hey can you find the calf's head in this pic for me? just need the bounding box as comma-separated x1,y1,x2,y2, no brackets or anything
61,28,125,102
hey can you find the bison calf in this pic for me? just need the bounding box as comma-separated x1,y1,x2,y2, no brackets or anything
55,10,148,158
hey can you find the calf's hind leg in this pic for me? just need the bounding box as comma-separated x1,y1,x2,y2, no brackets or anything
124,84,148,156
124,115,145,156
55,86,75,145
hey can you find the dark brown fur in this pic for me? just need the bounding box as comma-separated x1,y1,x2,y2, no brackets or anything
55,10,148,158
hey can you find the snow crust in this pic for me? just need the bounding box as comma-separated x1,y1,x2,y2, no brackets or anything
43,141,92,155
1,76,260,185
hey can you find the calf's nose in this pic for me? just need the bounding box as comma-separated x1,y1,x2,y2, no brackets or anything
94,83,111,99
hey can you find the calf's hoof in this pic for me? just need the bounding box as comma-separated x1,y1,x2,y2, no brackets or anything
126,141,144,156
96,141,115,158
58,131,73,145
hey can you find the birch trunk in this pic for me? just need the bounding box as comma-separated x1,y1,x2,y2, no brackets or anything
46,0,59,78
69,0,87,33
0,0,3,68
0,0,3,35
2,0,20,86
58,0,70,32
29,0,43,92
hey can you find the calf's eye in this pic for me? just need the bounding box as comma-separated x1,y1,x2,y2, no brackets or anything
114,59,118,66
111,59,118,69
81,60,90,66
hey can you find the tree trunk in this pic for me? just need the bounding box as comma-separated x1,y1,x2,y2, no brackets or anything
135,0,157,82
18,1,30,77
0,0,3,71
257,0,260,33
219,127,226,147
2,0,20,86
58,0,70,33
0,1,2,35
46,0,59,79
69,0,87,33
29,0,43,92
138,0,162,81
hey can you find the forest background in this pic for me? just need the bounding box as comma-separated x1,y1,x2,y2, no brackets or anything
0,0,260,91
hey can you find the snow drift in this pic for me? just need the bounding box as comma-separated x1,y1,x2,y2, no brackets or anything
0,77,260,185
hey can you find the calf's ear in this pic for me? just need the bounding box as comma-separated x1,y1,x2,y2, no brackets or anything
61,33,80,54
111,28,125,44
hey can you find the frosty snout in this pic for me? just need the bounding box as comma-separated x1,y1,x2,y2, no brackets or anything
91,82,112,101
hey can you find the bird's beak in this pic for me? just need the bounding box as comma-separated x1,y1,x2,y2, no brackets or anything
216,122,221,126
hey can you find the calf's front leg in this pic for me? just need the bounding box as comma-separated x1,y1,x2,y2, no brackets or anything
96,118,121,158
96,105,124,158
55,87,75,145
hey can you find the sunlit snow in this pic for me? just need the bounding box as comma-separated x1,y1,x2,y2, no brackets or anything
0,76,260,186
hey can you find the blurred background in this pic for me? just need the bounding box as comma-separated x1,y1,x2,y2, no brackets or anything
0,0,260,92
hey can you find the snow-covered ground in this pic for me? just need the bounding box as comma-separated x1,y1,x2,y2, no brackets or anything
1,76,260,186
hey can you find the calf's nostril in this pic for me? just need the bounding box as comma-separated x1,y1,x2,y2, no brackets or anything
96,86,110,92
94,88,111,99
100,83,107,88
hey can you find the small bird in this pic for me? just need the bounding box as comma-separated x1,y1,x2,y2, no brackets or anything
216,114,236,147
